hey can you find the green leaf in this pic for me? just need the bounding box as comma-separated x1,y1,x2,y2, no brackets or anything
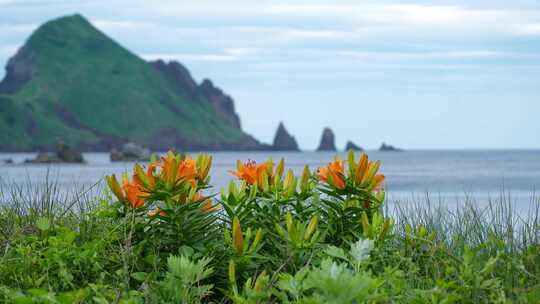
131,272,148,282
325,245,348,261
36,217,50,231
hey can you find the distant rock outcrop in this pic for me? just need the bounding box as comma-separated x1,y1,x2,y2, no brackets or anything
272,122,299,151
379,142,402,152
345,141,363,151
317,127,336,151
25,141,84,163
110,142,151,162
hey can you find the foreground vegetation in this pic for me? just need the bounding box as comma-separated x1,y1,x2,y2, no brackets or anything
0,150,539,303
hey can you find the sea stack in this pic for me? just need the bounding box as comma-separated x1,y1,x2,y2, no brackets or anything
345,141,363,151
272,122,300,151
317,127,336,151
379,142,402,152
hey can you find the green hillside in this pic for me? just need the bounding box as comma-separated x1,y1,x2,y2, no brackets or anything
0,14,261,151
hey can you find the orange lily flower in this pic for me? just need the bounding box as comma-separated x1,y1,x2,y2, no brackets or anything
177,157,197,186
146,162,157,187
373,174,385,190
230,160,268,186
122,175,149,208
159,153,176,183
159,153,198,186
319,159,346,190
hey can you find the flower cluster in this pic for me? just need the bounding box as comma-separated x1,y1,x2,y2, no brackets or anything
318,151,385,192
105,151,215,213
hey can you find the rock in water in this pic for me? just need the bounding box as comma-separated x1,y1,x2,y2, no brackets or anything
272,122,299,151
379,142,402,152
56,141,84,162
110,142,151,162
317,127,336,151
345,141,363,151
25,141,84,163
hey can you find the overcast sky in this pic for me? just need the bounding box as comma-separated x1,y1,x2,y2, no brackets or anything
1,0,539,149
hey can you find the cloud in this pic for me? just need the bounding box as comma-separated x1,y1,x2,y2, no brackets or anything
0,23,37,32
142,53,240,62
515,23,540,35
338,50,515,62
0,44,18,56
92,19,156,31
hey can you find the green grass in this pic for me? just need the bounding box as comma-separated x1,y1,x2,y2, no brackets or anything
0,178,538,303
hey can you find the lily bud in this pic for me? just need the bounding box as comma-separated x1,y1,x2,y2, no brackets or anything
265,158,274,176
228,260,236,285
249,228,263,253
362,160,381,184
283,169,296,197
300,165,311,192
259,170,269,192
254,271,268,292
198,154,212,180
168,158,179,186
355,154,369,184
285,212,294,234
236,159,242,170
275,158,285,178
134,164,149,188
245,227,252,247
304,216,318,241
275,223,286,238
106,175,124,201
361,211,370,237
228,181,238,199
379,219,392,241
347,149,356,178
232,217,244,255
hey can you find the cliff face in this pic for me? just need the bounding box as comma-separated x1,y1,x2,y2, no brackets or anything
0,45,35,94
198,79,242,129
317,127,336,151
0,14,262,151
272,122,299,151
148,60,199,99
149,60,242,130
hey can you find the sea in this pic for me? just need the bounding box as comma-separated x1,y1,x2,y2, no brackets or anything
1,150,539,214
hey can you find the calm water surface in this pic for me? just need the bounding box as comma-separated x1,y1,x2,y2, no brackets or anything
1,150,539,211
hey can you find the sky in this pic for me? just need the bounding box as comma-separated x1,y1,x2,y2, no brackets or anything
0,0,539,150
